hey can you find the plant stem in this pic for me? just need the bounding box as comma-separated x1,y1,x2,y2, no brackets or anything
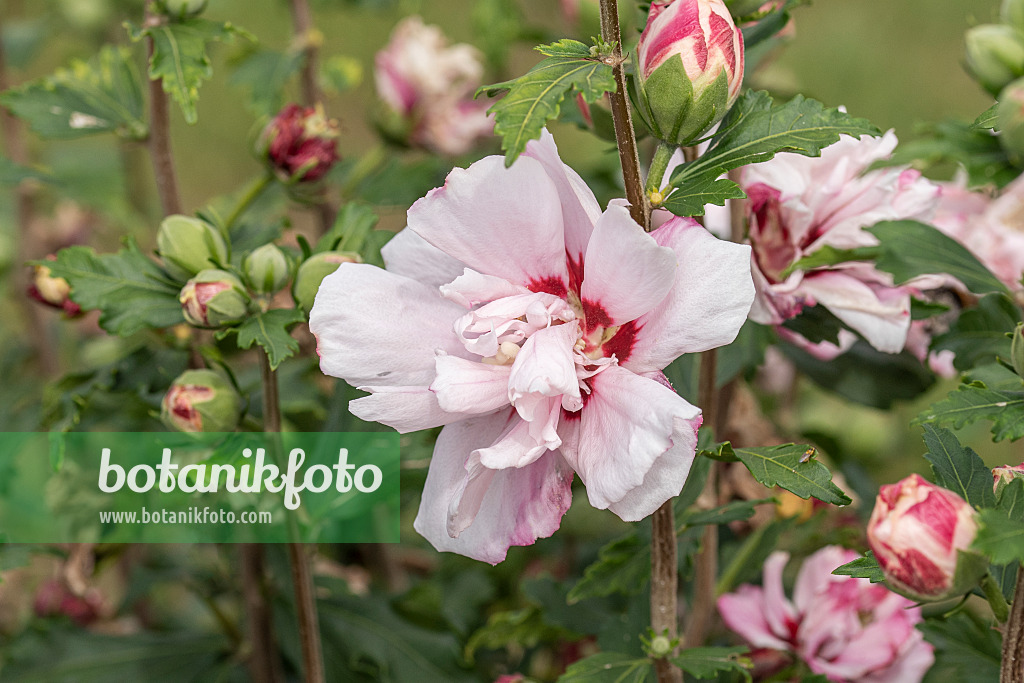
240,544,283,683
223,173,273,232
288,0,322,107
646,142,676,195
1003,569,1024,683
259,349,325,683
599,0,649,230
597,3,677,680
144,7,183,216
984,572,1011,625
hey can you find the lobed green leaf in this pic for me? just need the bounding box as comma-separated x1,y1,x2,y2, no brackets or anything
731,443,851,505
670,647,752,680
223,308,306,370
41,241,182,335
557,652,654,683
916,383,1024,443
831,552,886,583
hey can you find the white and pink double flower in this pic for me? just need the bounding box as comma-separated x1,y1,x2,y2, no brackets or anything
742,132,940,358
309,132,754,563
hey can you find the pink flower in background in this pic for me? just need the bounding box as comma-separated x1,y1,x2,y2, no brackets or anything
932,173,1024,292
867,473,985,601
260,104,339,183
375,16,493,155
741,132,940,357
310,131,754,563
718,546,934,683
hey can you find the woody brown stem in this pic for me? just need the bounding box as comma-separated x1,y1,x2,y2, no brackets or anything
1002,569,1024,683
144,7,182,216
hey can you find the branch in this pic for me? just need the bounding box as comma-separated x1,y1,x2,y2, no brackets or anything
1002,569,1024,683
144,6,183,216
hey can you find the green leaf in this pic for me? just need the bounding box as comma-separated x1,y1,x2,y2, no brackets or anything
224,309,305,370
557,652,654,683
885,119,1015,188
228,48,304,117
670,647,752,680
972,104,999,131
534,38,592,58
0,45,146,140
932,293,1021,372
831,552,886,583
129,18,250,125
780,340,936,409
316,202,380,254
0,156,48,186
660,176,746,217
780,305,845,345
920,613,1001,683
916,382,1024,443
974,508,1024,565
731,443,851,505
920,424,995,508
567,533,649,603
480,40,615,166
866,220,1008,295
784,244,880,277
464,606,570,661
680,499,765,527
41,241,183,335
997,478,1024,522
668,92,879,196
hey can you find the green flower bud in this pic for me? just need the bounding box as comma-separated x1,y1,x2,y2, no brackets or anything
1004,0,1024,33
293,251,361,313
964,24,1024,96
1011,322,1024,377
648,635,672,658
180,269,250,328
999,79,1024,163
157,215,229,282
243,244,292,294
155,0,208,20
161,369,241,433
634,0,745,146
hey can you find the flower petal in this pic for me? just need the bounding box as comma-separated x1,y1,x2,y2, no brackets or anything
440,269,530,308
310,264,468,386
408,154,569,289
717,585,793,652
414,410,574,564
799,270,910,354
567,365,701,513
350,385,466,433
627,217,755,373
580,204,677,327
509,322,582,420
381,226,466,288
522,130,602,268
430,355,512,415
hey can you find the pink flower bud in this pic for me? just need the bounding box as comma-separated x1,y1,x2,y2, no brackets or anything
994,462,1024,495
867,474,986,601
27,255,82,317
260,104,340,183
179,269,249,329
34,579,100,626
634,0,744,145
161,369,242,433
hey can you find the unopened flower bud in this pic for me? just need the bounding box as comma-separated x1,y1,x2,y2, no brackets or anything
648,635,672,657
155,0,207,20
999,79,1024,163
964,24,1024,96
1004,0,1024,33
1011,322,1024,376
157,215,229,282
260,104,340,183
293,251,361,312
161,369,241,433
994,462,1024,495
634,0,744,145
867,474,987,601
28,255,82,316
243,244,292,294
180,269,249,328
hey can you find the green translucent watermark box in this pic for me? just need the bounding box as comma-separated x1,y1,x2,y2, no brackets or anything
0,432,400,543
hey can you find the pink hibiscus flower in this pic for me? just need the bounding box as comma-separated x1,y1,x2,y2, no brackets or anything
309,131,754,563
718,546,934,683
742,132,940,358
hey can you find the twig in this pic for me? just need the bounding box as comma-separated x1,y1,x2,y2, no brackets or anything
1002,569,1024,683
260,350,325,683
144,6,182,216
240,544,283,683
599,0,649,230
